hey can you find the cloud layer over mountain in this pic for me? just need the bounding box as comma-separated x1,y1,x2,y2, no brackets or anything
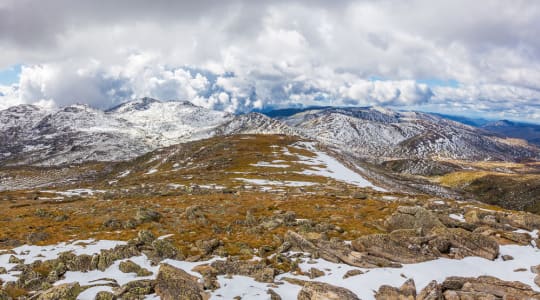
0,0,539,121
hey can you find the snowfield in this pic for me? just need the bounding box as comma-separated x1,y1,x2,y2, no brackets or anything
292,142,385,191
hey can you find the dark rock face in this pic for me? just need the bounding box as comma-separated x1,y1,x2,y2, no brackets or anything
155,263,206,300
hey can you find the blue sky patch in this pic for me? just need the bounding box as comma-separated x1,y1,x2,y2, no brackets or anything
0,64,22,85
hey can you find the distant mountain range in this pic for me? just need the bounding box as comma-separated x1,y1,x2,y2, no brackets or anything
0,98,538,167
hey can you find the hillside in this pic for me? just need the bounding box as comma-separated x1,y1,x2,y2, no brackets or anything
1,135,540,299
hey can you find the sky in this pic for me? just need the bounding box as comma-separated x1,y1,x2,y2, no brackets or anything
0,0,539,122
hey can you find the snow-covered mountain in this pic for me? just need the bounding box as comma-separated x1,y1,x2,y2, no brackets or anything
0,99,538,166
0,98,233,166
212,112,298,136
277,107,539,162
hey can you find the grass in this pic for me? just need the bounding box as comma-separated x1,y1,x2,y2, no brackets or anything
0,135,396,255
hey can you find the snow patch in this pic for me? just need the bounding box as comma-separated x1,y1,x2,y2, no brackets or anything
294,142,385,191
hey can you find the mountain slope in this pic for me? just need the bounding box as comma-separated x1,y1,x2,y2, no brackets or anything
277,107,539,162
0,98,233,166
481,120,540,146
1,100,538,167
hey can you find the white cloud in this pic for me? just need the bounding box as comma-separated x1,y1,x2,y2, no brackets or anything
0,0,538,120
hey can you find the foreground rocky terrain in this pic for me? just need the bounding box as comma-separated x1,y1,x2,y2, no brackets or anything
1,134,540,299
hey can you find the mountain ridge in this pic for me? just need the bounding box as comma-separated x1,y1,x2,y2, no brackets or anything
0,99,538,167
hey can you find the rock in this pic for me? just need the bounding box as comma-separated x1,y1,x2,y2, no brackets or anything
286,231,400,268
352,230,438,263
0,290,9,300
155,263,206,300
384,206,445,234
352,192,368,199
267,288,282,300
441,276,540,299
308,267,325,279
283,211,297,224
501,255,514,261
37,282,81,300
353,227,499,264
192,265,220,290
149,238,181,263
258,245,274,257
113,279,155,298
0,267,6,274
96,245,141,271
297,281,359,300
417,280,442,300
137,230,156,245
210,259,276,283
431,227,499,260
103,218,123,229
343,269,363,279
375,279,416,300
195,239,220,255
254,267,276,283
95,291,116,300
119,260,153,276
27,231,50,244
500,231,532,245
507,213,540,231
532,264,540,274
276,241,292,253
536,275,540,288
136,207,161,223
8,255,23,264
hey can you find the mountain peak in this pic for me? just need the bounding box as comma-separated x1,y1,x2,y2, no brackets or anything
107,98,199,113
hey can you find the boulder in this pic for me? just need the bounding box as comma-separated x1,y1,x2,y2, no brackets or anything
417,280,442,300
37,282,81,300
384,206,445,233
119,260,153,276
441,276,540,299
95,291,116,300
113,279,155,298
375,279,416,300
297,281,359,300
210,259,276,283
352,227,499,264
135,208,161,223
155,263,206,300
286,231,400,268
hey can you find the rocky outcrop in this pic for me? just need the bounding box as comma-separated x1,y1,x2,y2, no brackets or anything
384,206,445,233
352,206,499,264
441,276,540,299
285,230,401,268
155,263,206,300
37,282,81,300
377,276,540,300
375,279,416,300
210,259,277,283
